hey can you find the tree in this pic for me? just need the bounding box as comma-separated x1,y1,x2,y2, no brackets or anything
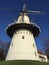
0,48,5,61
42,36,49,57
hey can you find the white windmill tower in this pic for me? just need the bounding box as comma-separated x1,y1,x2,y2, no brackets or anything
6,4,41,61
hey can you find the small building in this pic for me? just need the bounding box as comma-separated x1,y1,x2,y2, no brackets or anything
38,50,48,62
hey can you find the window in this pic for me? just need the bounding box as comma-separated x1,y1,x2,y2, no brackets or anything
22,36,24,39
26,31,28,34
20,31,22,34
12,43,13,46
23,31,25,34
35,52,36,56
17,32,19,34
33,44,34,47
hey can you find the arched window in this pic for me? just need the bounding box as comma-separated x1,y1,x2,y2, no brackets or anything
35,52,36,56
22,36,24,39
12,43,13,47
33,44,35,47
20,31,22,34
23,31,25,34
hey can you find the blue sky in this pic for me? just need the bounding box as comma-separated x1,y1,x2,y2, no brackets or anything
0,0,49,50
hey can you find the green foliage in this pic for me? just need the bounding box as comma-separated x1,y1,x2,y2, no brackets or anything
0,48,5,61
0,60,49,65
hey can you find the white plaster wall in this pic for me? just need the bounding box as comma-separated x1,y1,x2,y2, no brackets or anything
6,30,40,61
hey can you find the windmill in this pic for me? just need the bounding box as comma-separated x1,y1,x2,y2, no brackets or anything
5,4,45,61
